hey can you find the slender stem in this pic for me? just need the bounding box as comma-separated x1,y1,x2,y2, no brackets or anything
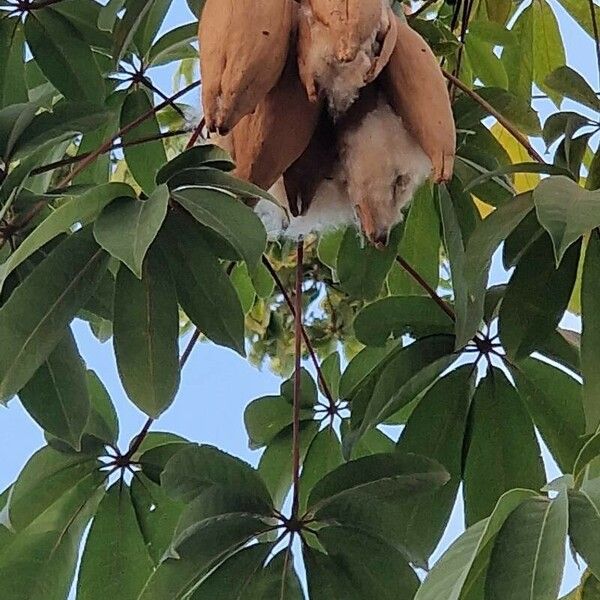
261,256,336,408
30,130,188,176
442,70,545,164
395,256,456,322
590,0,600,88
291,240,304,519
179,328,201,367
450,0,474,97
9,80,200,234
55,79,200,190
186,118,206,149
141,76,186,119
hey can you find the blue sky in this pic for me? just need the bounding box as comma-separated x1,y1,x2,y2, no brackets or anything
0,0,596,594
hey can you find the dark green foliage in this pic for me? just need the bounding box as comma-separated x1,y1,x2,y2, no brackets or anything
0,0,598,597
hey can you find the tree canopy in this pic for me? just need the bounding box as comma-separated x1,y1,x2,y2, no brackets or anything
0,0,599,598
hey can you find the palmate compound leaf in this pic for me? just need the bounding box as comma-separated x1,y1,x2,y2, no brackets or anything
346,334,457,454
0,227,109,403
190,544,304,600
158,210,246,355
2,444,102,532
19,327,90,451
24,7,105,105
0,474,105,600
569,490,600,582
306,526,420,600
174,188,267,273
512,358,586,474
94,185,169,279
137,512,271,600
0,182,135,296
353,296,455,347
305,452,449,527
499,233,581,361
463,369,545,526
113,245,180,418
161,444,273,510
77,482,154,600
486,492,569,600
534,176,600,265
415,489,538,600
394,365,475,568
140,445,275,599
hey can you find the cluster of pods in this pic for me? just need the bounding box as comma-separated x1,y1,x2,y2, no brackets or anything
199,0,456,245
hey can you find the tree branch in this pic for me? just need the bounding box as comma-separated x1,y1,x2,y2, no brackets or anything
442,69,545,164
261,255,336,409
9,79,200,234
291,240,304,519
55,78,200,190
30,129,188,177
395,256,456,322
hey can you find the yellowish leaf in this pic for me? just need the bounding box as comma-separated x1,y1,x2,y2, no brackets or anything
491,122,540,193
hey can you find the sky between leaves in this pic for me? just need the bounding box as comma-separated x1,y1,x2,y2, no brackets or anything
0,0,597,595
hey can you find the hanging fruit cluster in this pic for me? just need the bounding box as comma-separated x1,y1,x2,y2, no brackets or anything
198,0,456,245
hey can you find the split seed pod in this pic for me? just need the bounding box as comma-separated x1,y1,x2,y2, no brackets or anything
223,39,321,199
382,17,456,183
199,0,294,133
297,0,397,115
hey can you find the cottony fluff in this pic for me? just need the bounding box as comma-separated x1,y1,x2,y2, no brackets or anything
297,0,396,116
255,91,432,243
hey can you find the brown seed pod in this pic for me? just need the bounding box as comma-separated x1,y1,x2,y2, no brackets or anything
223,39,322,201
382,18,456,183
297,0,397,115
199,0,294,134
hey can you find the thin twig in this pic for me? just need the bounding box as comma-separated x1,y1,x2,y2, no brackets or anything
55,79,200,190
179,328,201,367
395,256,456,322
261,256,335,408
10,80,200,233
186,118,206,149
141,76,186,119
30,130,188,176
291,240,304,519
442,70,545,164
